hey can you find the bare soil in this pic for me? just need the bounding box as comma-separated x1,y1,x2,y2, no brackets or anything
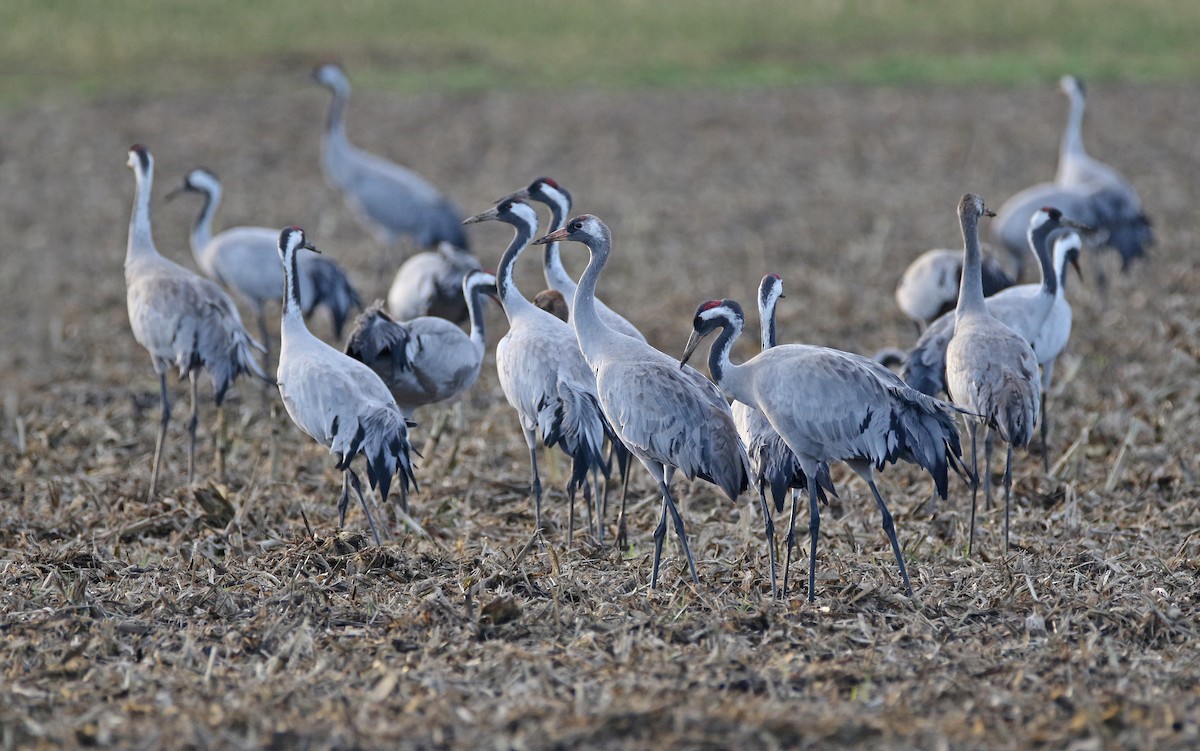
1,83,1198,749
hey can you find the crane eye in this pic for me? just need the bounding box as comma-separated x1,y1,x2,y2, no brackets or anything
571,222,583,231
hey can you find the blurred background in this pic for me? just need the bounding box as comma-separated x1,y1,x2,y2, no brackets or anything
3,0,1198,103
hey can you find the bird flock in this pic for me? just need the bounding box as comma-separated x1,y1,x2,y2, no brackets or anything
120,65,1151,600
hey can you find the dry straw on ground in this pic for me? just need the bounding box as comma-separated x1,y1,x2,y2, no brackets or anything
1,83,1198,749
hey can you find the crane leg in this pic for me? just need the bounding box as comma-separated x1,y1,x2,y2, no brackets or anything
616,456,632,551
967,421,979,559
650,492,669,589
347,468,383,547
756,484,778,598
1004,443,1014,553
661,479,699,586
601,442,614,520
214,403,227,482
983,426,994,509
1040,360,1055,474
186,371,200,487
782,488,802,597
1040,391,1050,474
806,474,821,603
338,469,351,528
148,371,172,501
523,428,543,534
592,471,604,546
566,481,577,549
866,476,913,597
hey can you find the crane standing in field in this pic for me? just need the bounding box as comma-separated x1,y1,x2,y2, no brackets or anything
123,145,266,500
274,226,417,543
993,76,1152,280
510,177,641,542
169,167,361,349
344,270,497,420
534,215,750,588
733,274,833,597
681,291,963,601
946,194,1040,556
463,199,609,545
906,207,1081,488
312,63,469,251
1029,230,1083,471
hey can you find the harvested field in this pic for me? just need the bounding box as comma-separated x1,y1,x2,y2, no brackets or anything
1,83,1199,749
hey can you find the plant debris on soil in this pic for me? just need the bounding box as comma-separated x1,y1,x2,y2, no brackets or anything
1,83,1199,749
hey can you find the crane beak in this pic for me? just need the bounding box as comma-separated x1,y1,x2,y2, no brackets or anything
163,185,186,202
1062,217,1095,234
303,241,321,254
462,208,499,225
533,228,569,246
495,188,531,203
983,208,997,218
680,329,705,369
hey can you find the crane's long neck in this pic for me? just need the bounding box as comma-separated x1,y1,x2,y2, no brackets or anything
465,285,488,349
324,86,349,143
1028,221,1060,298
759,296,778,351
705,315,746,391
280,244,305,328
1053,241,1074,298
955,212,989,320
127,164,158,264
541,196,578,302
321,86,352,177
495,219,539,320
572,234,624,363
1056,90,1087,181
189,186,220,257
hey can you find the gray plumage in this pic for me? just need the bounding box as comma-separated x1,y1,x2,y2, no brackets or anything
895,247,1014,329
274,227,417,543
123,145,266,501
1030,230,1083,471
732,274,833,597
993,76,1152,274
905,207,1073,398
313,63,468,250
171,167,361,342
683,293,963,601
345,270,496,418
734,275,834,513
386,242,481,323
945,194,1040,556
509,177,646,342
463,199,609,543
534,214,750,589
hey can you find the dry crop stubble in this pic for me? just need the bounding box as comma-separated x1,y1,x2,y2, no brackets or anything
1,83,1198,748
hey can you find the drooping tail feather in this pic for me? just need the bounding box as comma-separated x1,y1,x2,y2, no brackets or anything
543,382,608,497
306,256,363,338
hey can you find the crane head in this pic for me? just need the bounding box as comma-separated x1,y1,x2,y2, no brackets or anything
312,63,350,93
681,299,743,368
277,226,320,261
128,144,152,173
